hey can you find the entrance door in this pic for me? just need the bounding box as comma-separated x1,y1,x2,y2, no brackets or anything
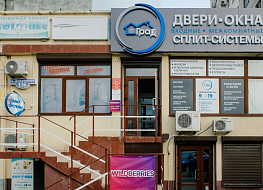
124,67,158,136
178,145,213,190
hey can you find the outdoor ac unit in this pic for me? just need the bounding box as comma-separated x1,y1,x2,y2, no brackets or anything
176,111,200,131
5,60,28,78
4,133,27,150
221,0,227,5
213,119,234,132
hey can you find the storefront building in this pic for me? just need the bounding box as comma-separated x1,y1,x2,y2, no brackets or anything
0,3,263,190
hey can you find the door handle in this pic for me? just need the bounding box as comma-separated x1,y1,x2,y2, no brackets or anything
195,169,200,181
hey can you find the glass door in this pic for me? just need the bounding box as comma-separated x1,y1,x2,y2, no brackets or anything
178,145,213,190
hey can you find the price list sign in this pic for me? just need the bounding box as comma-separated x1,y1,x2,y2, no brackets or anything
221,79,244,114
170,78,193,113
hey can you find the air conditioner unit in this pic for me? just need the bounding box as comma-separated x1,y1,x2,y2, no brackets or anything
221,0,227,5
5,60,28,78
213,119,234,132
176,111,200,131
4,133,27,150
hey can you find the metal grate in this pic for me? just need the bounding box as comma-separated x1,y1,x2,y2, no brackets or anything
178,114,192,128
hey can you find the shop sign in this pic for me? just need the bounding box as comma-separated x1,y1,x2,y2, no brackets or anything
113,3,165,55
9,79,37,89
112,78,121,100
196,78,219,113
11,158,34,190
170,60,206,76
208,60,244,76
170,78,193,113
52,17,108,40
0,16,49,39
112,6,263,53
221,79,244,113
5,92,25,116
110,155,155,190
109,100,121,112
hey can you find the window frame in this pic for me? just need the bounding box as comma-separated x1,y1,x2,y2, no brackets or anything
39,63,111,115
169,57,263,116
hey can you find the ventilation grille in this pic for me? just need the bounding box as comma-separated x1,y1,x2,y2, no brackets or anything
178,114,192,128
215,120,226,130
6,61,18,74
4,134,16,143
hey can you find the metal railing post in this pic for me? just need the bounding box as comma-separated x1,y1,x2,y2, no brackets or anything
16,121,18,151
38,115,40,154
74,115,76,146
155,105,158,141
105,149,108,190
71,131,73,174
124,105,126,141
33,124,35,152
93,105,95,142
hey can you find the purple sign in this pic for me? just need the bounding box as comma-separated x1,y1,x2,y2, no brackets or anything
110,155,156,190
109,100,121,112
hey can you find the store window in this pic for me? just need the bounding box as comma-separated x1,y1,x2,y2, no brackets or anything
170,59,245,115
222,143,262,187
40,65,111,114
244,0,250,7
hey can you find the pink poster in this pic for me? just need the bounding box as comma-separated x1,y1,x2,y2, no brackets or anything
110,155,156,190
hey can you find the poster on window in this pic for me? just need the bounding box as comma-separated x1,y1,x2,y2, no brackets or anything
170,78,193,113
110,155,155,190
196,78,219,113
112,78,121,100
208,60,244,76
11,158,34,190
170,59,206,76
221,79,244,114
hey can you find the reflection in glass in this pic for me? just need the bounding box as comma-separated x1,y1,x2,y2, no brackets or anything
66,80,86,112
203,150,209,183
140,98,155,137
128,120,134,135
41,78,62,113
126,68,157,76
181,151,197,184
77,65,110,75
41,66,75,76
181,186,197,190
89,78,110,113
128,81,134,116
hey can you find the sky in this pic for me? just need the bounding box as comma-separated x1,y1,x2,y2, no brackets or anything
92,0,210,10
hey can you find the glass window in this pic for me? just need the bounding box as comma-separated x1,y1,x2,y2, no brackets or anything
248,79,263,114
41,78,62,113
40,64,111,114
89,78,110,113
126,68,157,76
77,65,110,75
41,66,75,76
66,80,86,112
248,60,263,76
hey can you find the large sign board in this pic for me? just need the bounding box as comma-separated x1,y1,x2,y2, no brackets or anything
12,158,34,190
112,6,263,54
110,155,155,190
208,60,244,76
52,17,108,40
0,16,49,39
170,59,206,76
170,78,193,113
221,79,244,114
196,78,219,113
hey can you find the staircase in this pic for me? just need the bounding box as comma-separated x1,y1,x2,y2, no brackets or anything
42,137,124,190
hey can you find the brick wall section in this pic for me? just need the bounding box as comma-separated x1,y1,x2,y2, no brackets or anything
2,44,111,54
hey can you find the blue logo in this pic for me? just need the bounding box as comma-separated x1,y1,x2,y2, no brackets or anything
5,92,25,115
115,4,165,55
202,80,212,90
